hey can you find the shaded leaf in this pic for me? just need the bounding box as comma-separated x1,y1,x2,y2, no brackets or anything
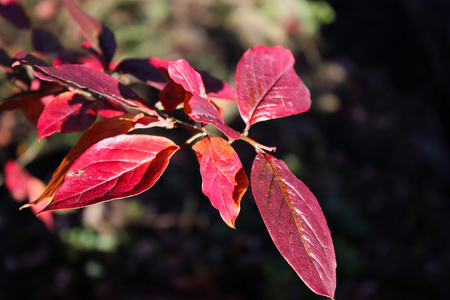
0,0,30,29
159,81,189,116
27,114,142,208
236,45,311,129
53,50,104,70
32,28,64,54
192,136,248,228
37,91,97,139
199,70,236,101
95,99,128,118
62,0,116,65
114,58,169,90
23,63,157,116
251,153,336,298
41,134,179,212
0,48,12,71
0,92,56,127
168,59,240,140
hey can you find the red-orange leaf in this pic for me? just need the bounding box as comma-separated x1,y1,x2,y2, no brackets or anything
236,45,311,130
192,137,248,228
251,153,336,299
41,134,178,212
26,114,145,209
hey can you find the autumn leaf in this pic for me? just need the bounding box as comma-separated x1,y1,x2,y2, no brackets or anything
236,45,311,130
26,114,150,208
37,91,97,139
40,134,179,212
24,63,157,117
0,0,30,29
159,81,189,116
168,59,240,140
62,0,116,65
192,136,248,228
114,58,169,90
251,153,336,299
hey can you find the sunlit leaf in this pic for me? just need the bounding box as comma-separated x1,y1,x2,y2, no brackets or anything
192,136,248,228
37,91,97,139
27,114,142,208
41,134,179,212
251,153,336,299
168,59,240,140
236,45,311,129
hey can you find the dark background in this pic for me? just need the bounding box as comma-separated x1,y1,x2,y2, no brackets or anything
1,0,449,299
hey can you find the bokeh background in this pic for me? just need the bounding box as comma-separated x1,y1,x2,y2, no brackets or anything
1,0,449,299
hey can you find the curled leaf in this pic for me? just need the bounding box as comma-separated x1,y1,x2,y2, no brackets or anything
168,59,240,140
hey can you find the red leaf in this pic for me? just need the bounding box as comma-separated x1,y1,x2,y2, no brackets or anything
0,0,30,29
168,59,240,140
27,114,142,208
41,134,179,212
251,153,336,298
37,91,97,139
95,99,128,118
236,45,311,129
159,81,189,116
28,64,157,117
192,137,248,228
4,160,54,230
62,0,116,64
4,160,30,202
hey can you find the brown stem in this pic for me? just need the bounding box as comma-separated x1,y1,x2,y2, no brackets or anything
239,136,276,153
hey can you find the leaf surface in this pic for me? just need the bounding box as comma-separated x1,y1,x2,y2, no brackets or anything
32,29,64,54
37,91,97,139
236,45,311,129
192,137,248,228
28,114,144,208
168,59,240,139
41,134,178,212
251,153,336,298
114,58,169,90
29,64,157,116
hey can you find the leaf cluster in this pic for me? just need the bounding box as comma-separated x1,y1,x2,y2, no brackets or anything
0,1,336,298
